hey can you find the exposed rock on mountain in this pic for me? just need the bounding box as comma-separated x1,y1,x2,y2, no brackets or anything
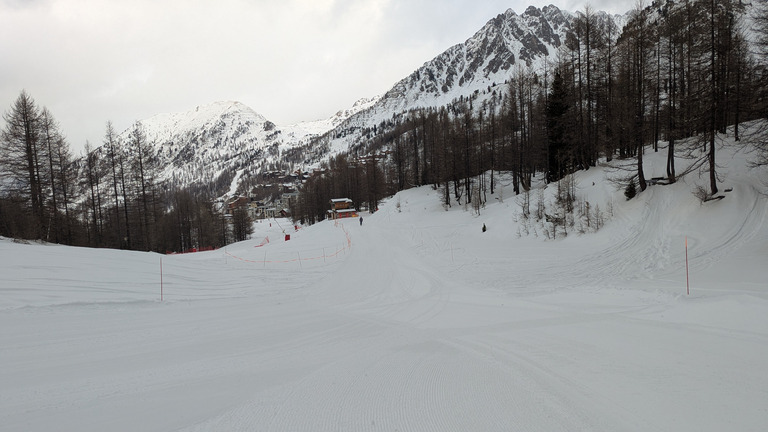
115,5,627,195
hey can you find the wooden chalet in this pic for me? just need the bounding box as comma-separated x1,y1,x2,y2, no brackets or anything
329,198,358,219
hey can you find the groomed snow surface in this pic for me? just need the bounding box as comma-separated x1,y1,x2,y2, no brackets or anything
2,132,768,431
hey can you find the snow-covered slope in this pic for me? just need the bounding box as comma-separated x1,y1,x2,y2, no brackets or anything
2,124,767,431
381,5,577,109
111,97,376,194
128,101,281,188
281,96,381,138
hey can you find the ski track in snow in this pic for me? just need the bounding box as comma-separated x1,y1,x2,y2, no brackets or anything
2,139,768,431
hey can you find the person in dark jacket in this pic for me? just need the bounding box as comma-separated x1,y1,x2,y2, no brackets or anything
359,216,363,226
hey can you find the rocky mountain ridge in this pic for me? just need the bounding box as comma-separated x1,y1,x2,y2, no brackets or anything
299,5,626,164
115,97,377,194
116,4,629,196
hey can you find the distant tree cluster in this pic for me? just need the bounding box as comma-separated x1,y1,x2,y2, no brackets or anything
0,91,233,252
290,153,386,224
293,0,767,225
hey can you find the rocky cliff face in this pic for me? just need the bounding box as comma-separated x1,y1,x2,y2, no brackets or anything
376,5,585,112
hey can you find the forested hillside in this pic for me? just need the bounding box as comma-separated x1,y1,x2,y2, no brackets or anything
290,0,768,224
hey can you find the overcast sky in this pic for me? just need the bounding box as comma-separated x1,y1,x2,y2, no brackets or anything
0,0,636,153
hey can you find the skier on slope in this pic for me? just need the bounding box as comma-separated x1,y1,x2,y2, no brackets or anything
359,216,363,226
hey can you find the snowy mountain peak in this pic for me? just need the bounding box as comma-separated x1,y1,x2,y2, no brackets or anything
308,4,625,160
115,100,282,192
108,4,628,194
278,96,382,147
374,4,582,112
139,100,270,141
109,95,383,194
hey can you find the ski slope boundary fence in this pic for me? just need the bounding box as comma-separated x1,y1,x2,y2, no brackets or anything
166,246,217,255
222,222,352,269
224,244,348,268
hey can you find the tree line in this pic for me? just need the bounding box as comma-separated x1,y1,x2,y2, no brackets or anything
0,91,243,251
291,0,768,225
